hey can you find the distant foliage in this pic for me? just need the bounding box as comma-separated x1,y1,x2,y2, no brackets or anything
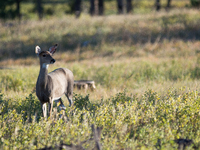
0,0,17,19
190,0,200,7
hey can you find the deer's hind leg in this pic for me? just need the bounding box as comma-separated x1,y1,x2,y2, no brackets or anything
65,93,73,107
66,81,73,107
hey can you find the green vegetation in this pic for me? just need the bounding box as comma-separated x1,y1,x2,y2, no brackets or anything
1,89,200,149
1,2,200,149
190,0,200,7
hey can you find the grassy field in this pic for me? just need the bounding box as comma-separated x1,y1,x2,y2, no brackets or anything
1,3,200,149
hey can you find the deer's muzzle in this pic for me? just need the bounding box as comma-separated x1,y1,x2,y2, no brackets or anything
50,59,55,64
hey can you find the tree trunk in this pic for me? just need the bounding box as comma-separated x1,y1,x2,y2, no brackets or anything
16,0,21,20
166,0,171,8
90,0,95,15
98,0,104,15
94,0,98,15
75,0,82,18
37,0,43,20
117,0,123,14
126,0,132,13
156,0,161,11
90,0,103,16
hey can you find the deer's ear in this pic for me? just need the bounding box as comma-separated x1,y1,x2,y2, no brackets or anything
35,46,41,56
49,44,58,54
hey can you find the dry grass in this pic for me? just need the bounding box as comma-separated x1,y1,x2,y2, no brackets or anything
1,8,200,63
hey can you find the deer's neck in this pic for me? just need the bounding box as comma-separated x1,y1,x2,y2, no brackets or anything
38,63,49,88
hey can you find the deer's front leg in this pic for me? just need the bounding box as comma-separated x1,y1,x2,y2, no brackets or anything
48,99,54,117
41,103,47,118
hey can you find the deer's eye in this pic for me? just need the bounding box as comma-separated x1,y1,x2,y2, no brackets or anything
43,54,46,57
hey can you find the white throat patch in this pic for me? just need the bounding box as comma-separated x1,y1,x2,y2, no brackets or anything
42,63,49,69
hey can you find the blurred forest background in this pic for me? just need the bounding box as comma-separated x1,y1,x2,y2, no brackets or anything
0,0,199,20
0,0,200,62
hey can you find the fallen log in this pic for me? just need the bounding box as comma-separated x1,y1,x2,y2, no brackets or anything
74,80,96,92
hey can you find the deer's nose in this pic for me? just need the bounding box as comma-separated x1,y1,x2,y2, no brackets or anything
50,59,55,64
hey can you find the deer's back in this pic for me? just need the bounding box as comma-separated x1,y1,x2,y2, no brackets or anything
48,68,74,98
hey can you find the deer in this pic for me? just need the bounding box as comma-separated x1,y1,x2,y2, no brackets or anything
35,44,74,118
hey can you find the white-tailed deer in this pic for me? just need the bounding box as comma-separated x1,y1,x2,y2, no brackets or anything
35,44,74,118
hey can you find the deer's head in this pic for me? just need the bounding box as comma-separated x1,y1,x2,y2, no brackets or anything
35,44,58,66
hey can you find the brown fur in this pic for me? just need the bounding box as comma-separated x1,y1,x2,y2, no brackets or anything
35,44,74,118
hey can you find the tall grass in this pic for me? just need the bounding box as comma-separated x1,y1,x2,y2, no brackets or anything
1,8,200,62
